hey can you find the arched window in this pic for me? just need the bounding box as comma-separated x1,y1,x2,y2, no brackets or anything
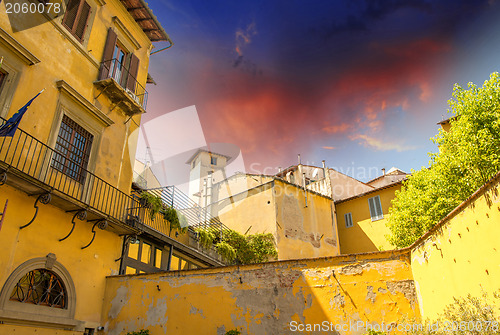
0,254,78,329
10,268,67,308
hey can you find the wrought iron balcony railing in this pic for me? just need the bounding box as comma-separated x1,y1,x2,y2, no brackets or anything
96,58,148,112
134,185,232,237
0,117,158,232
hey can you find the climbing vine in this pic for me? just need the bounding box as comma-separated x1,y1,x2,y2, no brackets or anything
195,227,277,264
140,192,187,233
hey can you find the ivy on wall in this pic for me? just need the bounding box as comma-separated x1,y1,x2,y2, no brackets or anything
139,192,187,233
195,227,278,264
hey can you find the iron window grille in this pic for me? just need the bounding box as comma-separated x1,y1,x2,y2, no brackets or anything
52,115,93,184
10,268,67,309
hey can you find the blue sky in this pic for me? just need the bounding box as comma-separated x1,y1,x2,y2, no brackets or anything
142,0,500,182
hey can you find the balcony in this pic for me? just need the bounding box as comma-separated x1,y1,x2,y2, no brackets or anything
0,118,226,265
94,58,148,115
133,186,232,261
0,117,149,235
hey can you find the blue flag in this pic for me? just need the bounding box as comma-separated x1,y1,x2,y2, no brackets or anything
0,90,43,137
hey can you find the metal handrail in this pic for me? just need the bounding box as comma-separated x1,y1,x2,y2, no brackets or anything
0,117,168,233
134,185,232,235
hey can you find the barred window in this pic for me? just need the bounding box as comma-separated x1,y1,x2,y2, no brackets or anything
52,115,93,183
10,268,67,309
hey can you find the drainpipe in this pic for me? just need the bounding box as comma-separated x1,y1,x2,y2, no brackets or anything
203,178,208,225
303,172,308,208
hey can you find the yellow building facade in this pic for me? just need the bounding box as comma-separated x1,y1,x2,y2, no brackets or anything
0,2,222,333
336,182,402,254
100,171,500,334
213,176,340,260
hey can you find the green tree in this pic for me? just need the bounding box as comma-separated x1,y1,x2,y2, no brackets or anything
388,72,500,247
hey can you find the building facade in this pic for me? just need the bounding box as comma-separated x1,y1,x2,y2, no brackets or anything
0,2,221,333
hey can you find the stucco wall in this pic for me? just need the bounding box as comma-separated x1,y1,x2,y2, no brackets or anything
410,173,500,320
329,170,374,201
102,250,419,335
216,181,277,236
275,180,339,260
336,184,401,254
0,0,152,195
0,185,122,332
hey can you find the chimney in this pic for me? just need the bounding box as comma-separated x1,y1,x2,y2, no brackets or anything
298,154,301,165
278,167,282,173
382,168,386,176
322,160,326,168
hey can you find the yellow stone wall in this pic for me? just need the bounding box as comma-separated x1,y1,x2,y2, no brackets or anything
216,181,277,236
336,184,401,254
410,173,500,320
102,250,420,335
0,185,122,332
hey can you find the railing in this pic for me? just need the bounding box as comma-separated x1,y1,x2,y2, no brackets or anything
0,117,142,228
134,185,231,236
98,58,148,110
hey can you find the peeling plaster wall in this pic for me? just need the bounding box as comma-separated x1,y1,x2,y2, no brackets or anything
215,179,339,260
411,176,500,320
275,180,339,260
102,250,419,335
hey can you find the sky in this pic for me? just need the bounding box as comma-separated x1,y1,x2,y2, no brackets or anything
140,0,500,183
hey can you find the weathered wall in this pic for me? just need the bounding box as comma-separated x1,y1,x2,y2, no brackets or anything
0,185,122,332
336,184,401,254
410,173,500,320
215,179,339,261
216,181,277,236
102,250,419,335
329,169,374,201
214,173,274,202
275,180,339,260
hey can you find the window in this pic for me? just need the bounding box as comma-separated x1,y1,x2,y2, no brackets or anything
62,0,92,42
10,269,66,308
121,237,166,274
108,43,128,86
170,253,201,271
368,195,384,221
99,28,140,94
211,156,217,165
344,212,353,228
0,255,77,328
52,115,94,183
